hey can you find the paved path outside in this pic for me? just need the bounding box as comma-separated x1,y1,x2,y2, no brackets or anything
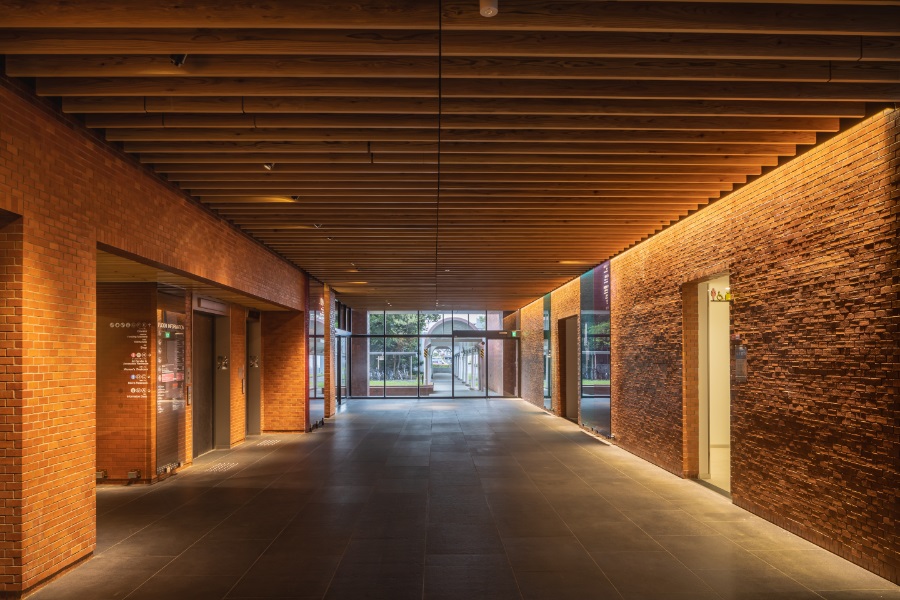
31,398,898,600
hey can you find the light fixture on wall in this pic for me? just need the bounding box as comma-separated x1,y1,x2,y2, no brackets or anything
480,0,498,17
263,163,275,171
169,54,188,67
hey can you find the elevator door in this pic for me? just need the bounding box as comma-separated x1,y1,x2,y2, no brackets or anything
193,312,215,458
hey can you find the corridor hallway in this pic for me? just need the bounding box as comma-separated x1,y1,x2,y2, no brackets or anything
33,399,897,600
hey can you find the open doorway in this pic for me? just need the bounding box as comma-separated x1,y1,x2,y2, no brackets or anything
698,275,731,493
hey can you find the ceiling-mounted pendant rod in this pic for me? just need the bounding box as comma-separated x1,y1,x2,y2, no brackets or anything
480,0,499,18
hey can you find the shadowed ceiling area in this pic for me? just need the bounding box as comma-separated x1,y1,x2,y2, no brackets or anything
2,1,898,309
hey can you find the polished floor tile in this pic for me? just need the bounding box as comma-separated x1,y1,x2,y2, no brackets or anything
28,398,898,600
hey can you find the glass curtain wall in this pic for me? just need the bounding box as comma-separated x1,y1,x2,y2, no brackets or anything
308,281,325,400
543,294,552,410
580,262,612,436
348,310,513,398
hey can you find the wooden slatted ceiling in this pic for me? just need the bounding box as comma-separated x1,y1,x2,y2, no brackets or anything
3,0,899,310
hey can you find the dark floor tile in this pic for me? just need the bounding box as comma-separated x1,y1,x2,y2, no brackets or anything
158,538,271,577
575,520,665,553
325,561,424,600
128,574,240,600
694,567,821,599
427,521,505,554
428,500,493,523
656,535,767,570
495,510,572,538
819,592,900,600
623,509,718,537
424,558,521,600
592,551,716,597
752,549,898,592
342,537,426,565
516,569,622,600
503,536,596,572
229,554,341,598
28,555,172,600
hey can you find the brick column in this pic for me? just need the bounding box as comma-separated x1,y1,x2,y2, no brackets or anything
260,311,308,433
681,282,700,478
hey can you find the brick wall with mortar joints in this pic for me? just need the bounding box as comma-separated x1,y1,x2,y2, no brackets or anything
260,311,308,433
550,279,580,417
502,312,519,397
0,78,308,593
519,299,545,408
0,217,24,587
96,283,156,482
611,109,899,582
230,305,247,447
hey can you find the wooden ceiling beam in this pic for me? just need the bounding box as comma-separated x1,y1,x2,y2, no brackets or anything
87,114,440,129
7,55,439,78
440,2,900,36
439,98,866,117
36,77,439,97
35,76,899,101
440,79,900,102
86,118,828,142
11,55,900,83
0,29,439,56
110,128,440,142
194,188,715,199
2,30,897,60
371,141,796,155
122,138,795,155
165,172,747,183
143,151,776,165
439,115,841,130
183,180,731,191
152,162,761,174
64,96,866,117
440,32,897,61
0,1,437,29
4,1,896,33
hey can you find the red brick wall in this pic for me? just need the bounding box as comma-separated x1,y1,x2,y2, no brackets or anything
502,312,518,397
230,305,247,446
611,109,899,582
0,76,308,593
519,298,545,407
96,283,156,482
261,311,309,433
0,216,24,588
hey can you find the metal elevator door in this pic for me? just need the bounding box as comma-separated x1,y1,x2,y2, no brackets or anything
192,312,215,458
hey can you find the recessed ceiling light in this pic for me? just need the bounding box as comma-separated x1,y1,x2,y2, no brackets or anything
313,223,322,228
326,237,333,241
263,163,274,171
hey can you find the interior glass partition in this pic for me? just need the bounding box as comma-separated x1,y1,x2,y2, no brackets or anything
580,262,612,436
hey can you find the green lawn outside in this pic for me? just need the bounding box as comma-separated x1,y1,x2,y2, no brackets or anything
582,379,611,385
